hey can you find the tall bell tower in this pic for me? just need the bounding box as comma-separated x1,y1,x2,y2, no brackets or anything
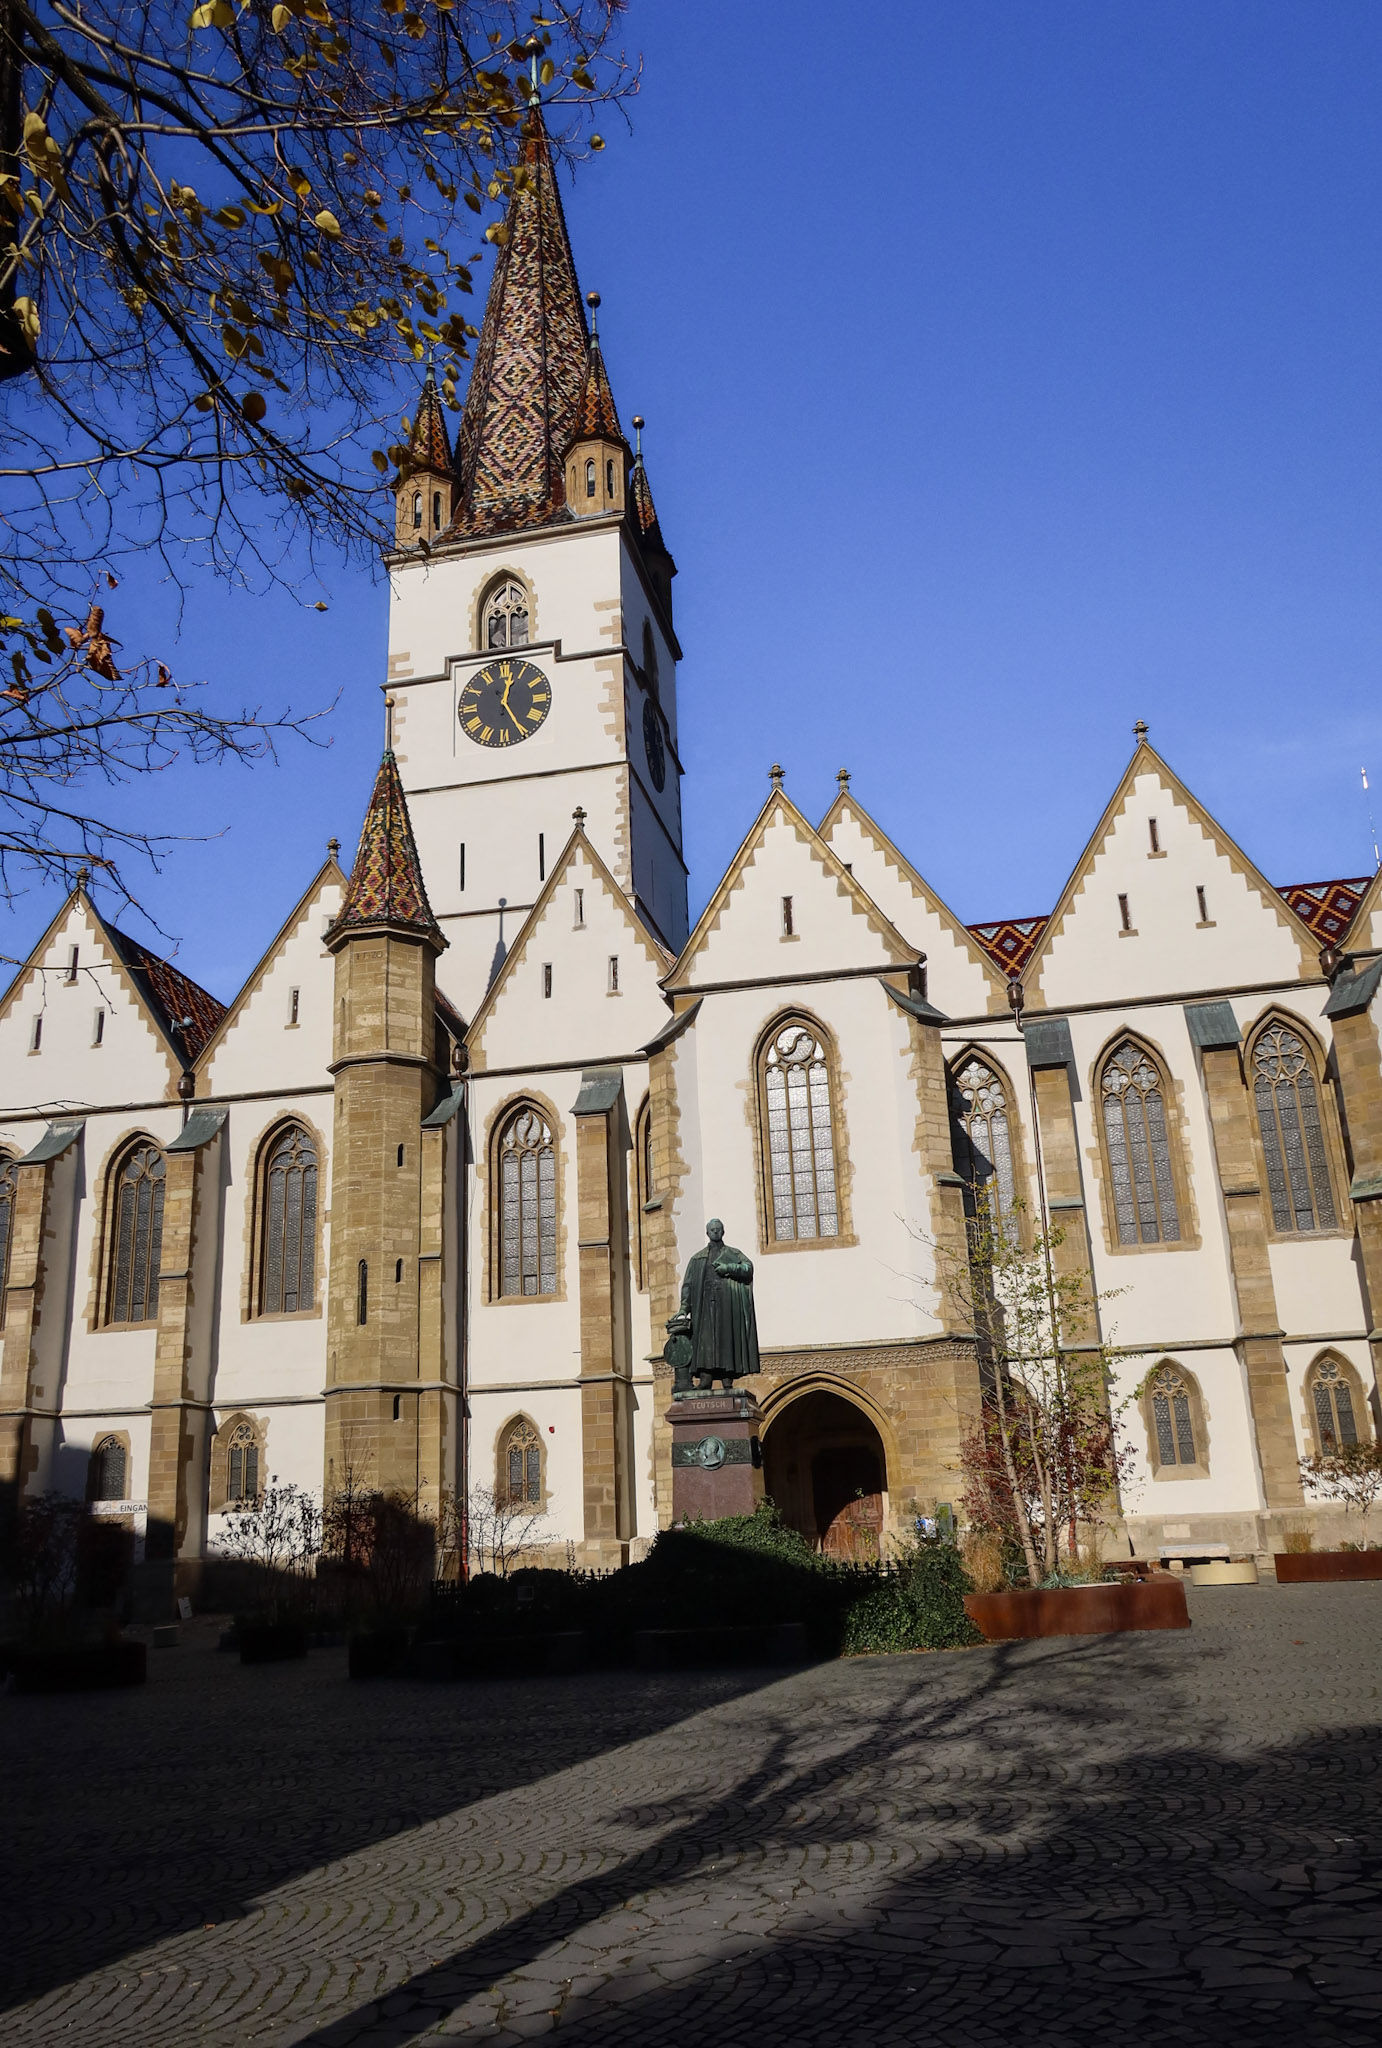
382,106,688,1017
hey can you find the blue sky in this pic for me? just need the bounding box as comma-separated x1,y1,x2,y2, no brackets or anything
8,0,1382,995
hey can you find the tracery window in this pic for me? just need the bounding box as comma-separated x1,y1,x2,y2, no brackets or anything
258,1124,318,1315
499,1416,542,1506
106,1142,166,1324
0,1152,15,1319
227,1421,260,1503
1251,1021,1336,1234
1310,1356,1360,1450
1099,1041,1181,1246
1148,1365,1199,1470
951,1057,1019,1243
483,580,530,650
762,1021,839,1242
498,1106,557,1297
90,1435,127,1502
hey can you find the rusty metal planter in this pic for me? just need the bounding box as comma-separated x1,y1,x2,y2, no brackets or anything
1274,1551,1382,1583
963,1579,1190,1641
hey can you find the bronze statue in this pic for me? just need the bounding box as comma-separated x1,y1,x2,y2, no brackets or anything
664,1218,759,1397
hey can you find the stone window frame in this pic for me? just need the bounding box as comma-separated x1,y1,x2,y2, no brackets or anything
95,1131,168,1329
946,1044,1034,1252
495,1412,547,1511
208,1410,267,1513
484,1091,567,1307
750,1008,856,1256
1242,1008,1350,1243
632,1090,655,1293
1087,1029,1200,1258
1138,1358,1210,1481
1302,1349,1373,1458
474,568,535,654
244,1113,327,1323
86,1428,133,1503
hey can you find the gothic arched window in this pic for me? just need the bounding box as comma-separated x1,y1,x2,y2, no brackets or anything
227,1420,260,1503
432,489,442,529
1309,1355,1361,1451
499,1416,543,1506
497,1106,557,1297
411,490,422,529
1099,1040,1181,1246
585,457,596,498
483,579,530,651
951,1056,1019,1242
1251,1020,1337,1234
258,1124,318,1316
106,1141,166,1324
0,1152,16,1321
1146,1364,1201,1472
761,1020,840,1242
90,1435,128,1502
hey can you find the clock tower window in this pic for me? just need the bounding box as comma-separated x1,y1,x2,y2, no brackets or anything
482,579,530,651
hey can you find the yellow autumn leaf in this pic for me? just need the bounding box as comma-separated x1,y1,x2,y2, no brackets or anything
240,391,266,423
271,2,292,24
313,209,341,238
371,451,389,474
190,0,236,27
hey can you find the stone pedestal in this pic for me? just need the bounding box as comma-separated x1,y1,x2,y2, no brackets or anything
668,1394,765,1524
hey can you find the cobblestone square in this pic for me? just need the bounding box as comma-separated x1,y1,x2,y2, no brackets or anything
4,1582,1382,2046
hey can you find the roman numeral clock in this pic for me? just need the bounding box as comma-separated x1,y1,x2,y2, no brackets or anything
459,657,551,748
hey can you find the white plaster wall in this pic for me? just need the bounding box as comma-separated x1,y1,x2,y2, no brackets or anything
467,1382,587,1545
1112,1348,1265,1516
686,810,904,987
1037,771,1305,1009
1269,1236,1368,1346
0,900,177,1116
199,875,342,1097
822,808,998,1020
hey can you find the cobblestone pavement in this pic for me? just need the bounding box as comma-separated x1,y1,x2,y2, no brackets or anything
4,1583,1382,2046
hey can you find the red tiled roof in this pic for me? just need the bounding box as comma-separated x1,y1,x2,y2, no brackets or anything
330,752,443,947
404,364,455,478
629,455,662,543
570,337,623,445
1277,876,1371,943
967,915,1050,976
105,926,227,1061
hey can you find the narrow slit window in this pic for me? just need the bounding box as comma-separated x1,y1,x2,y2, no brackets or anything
459,843,466,892
288,986,300,1026
92,1009,105,1047
606,458,615,497
608,955,619,993
66,945,79,982
1149,1365,1198,1467
781,895,794,937
412,491,422,530
573,888,584,927
1196,886,1208,923
395,1257,403,1283
396,1144,405,1167
393,1394,402,1421
91,1436,127,1502
1118,893,1132,932
1148,818,1160,854
226,1423,259,1504
585,457,596,498
538,832,545,882
951,1057,1019,1245
357,1260,368,1324
432,490,442,529
542,963,552,999
30,1015,42,1053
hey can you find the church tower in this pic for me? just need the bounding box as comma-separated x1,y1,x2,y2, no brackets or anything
323,752,454,1505
385,107,687,1017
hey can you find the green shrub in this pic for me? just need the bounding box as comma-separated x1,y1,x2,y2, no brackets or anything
842,1540,983,1655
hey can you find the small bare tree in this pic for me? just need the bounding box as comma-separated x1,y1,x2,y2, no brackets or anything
1301,1441,1382,1549
219,1477,321,1610
465,1481,547,1577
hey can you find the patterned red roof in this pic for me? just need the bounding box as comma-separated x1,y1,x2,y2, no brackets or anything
404,364,455,478
967,915,1050,976
629,455,662,543
570,337,623,445
1277,876,1371,943
105,926,227,1061
331,752,443,946
448,110,589,540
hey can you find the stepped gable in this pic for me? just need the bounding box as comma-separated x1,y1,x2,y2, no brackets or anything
448,108,590,539
967,914,1049,976
330,750,444,948
1277,875,1371,944
404,362,455,478
104,925,227,1060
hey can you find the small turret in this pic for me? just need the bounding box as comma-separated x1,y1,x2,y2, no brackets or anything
562,292,628,520
394,363,457,547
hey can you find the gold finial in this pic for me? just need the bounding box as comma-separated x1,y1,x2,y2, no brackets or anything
769,764,784,791
586,289,600,339
632,414,644,458
518,32,543,105
385,695,396,749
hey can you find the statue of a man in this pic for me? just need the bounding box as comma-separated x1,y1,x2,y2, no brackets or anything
665,1219,759,1397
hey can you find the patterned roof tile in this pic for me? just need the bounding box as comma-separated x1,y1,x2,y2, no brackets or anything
104,926,228,1061
967,915,1050,976
404,364,455,478
570,336,623,445
1277,876,1372,943
330,751,443,947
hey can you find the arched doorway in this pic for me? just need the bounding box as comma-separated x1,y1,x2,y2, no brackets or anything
762,1389,888,1558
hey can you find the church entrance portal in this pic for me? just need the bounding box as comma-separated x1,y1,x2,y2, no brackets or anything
761,1390,887,1558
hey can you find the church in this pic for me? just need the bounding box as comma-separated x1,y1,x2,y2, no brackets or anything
3,109,1382,1607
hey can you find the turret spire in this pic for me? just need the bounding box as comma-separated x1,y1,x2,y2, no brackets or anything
328,751,444,951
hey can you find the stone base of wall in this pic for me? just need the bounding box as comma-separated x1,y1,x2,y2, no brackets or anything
1123,1507,1369,1559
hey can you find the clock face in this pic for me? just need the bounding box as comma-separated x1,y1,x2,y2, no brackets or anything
458,658,551,749
642,697,666,791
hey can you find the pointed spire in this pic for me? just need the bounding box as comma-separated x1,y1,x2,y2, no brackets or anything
451,108,591,538
404,361,455,480
627,413,662,544
327,752,444,951
570,292,624,445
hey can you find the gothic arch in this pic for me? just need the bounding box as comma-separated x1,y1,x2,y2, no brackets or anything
1242,1008,1345,1237
474,568,534,653
495,1412,547,1509
752,1010,850,1250
209,1410,267,1513
1088,1029,1196,1254
97,1133,167,1327
245,1114,325,1319
1303,1350,1372,1455
1138,1359,1210,1479
486,1095,563,1302
759,1375,896,1556
947,1045,1029,1245
87,1430,132,1503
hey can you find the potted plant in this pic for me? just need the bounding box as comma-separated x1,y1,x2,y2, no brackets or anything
1276,1444,1382,1582
218,1480,321,1661
5,1493,146,1691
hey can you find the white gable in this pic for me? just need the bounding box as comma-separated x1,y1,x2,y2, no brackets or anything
471,844,668,1069
684,808,904,985
1036,770,1304,1007
822,805,998,1018
0,899,177,1112
200,872,344,1096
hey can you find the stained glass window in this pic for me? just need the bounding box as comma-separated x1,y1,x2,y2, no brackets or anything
108,1143,165,1323
0,1152,15,1321
91,1435,127,1501
1148,1365,1198,1468
259,1125,317,1315
484,580,529,649
499,1107,557,1297
227,1421,260,1502
501,1417,542,1505
1252,1022,1336,1234
1311,1357,1359,1450
1100,1042,1181,1246
763,1023,839,1242
951,1058,1018,1242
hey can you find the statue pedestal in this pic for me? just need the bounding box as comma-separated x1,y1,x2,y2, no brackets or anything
667,1393,765,1524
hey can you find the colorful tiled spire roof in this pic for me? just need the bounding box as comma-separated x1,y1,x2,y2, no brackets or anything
449,109,590,538
629,453,662,543
404,362,455,479
329,751,444,948
570,333,624,445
